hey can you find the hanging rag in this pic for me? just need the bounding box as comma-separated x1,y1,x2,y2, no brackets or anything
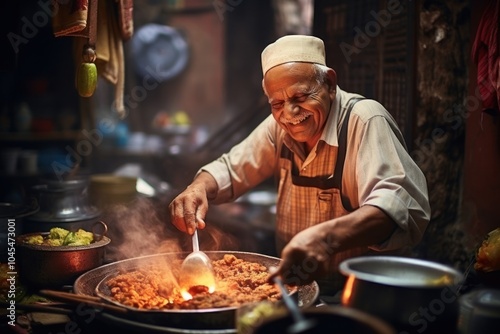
73,0,126,117
52,0,133,119
471,0,500,116
52,0,89,37
117,0,134,41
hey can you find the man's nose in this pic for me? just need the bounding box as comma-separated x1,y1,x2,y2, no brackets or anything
284,100,300,115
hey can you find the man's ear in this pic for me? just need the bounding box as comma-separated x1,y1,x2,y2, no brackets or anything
326,68,337,98
326,68,337,92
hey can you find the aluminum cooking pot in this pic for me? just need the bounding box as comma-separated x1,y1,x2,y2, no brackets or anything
339,256,464,334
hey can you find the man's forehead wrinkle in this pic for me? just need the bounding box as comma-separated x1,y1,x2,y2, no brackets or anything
269,85,300,103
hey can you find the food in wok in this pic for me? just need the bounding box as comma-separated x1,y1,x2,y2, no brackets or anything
101,254,290,310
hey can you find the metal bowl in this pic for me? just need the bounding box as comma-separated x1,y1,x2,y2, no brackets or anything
339,256,464,334
16,222,110,288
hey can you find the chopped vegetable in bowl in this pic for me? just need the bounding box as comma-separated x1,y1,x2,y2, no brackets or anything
23,227,94,246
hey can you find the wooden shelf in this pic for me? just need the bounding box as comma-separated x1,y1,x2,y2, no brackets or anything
0,131,83,142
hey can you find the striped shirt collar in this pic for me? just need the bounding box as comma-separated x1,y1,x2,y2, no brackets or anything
321,86,365,147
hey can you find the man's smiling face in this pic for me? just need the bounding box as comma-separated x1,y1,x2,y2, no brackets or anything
263,62,336,150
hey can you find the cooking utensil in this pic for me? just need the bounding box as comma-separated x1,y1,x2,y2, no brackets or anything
16,221,110,288
179,222,216,294
272,276,317,334
39,289,127,314
0,302,74,315
88,174,138,210
74,251,320,330
22,177,101,233
458,288,500,334
0,198,38,218
339,256,464,334
253,305,396,334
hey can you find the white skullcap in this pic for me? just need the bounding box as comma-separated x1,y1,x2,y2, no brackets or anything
261,35,326,75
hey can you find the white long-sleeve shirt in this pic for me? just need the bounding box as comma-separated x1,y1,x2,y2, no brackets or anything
201,86,430,255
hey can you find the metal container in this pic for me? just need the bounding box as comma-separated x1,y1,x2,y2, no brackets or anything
457,289,500,334
16,222,110,288
88,174,138,211
339,256,464,334
22,178,100,233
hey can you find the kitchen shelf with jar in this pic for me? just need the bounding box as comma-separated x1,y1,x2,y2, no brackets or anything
0,2,96,203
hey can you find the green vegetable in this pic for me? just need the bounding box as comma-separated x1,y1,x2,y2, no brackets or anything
63,231,77,245
49,227,70,240
20,293,50,304
25,235,43,245
1,264,26,303
76,62,98,97
237,302,282,333
23,227,94,246
46,238,64,247
64,229,93,246
74,229,93,244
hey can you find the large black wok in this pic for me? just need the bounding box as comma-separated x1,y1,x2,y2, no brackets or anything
73,251,320,330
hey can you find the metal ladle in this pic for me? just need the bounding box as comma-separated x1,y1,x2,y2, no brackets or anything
273,275,318,334
179,223,216,294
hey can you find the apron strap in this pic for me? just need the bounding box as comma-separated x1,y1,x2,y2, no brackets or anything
331,97,365,211
331,97,365,188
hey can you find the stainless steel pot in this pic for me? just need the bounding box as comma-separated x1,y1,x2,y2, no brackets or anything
457,289,500,334
22,178,100,233
16,221,110,288
73,251,320,330
339,256,464,334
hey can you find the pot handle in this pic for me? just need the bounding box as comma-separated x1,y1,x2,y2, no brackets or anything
91,221,108,241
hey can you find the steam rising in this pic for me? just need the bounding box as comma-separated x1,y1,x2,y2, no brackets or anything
101,197,180,261
101,196,239,262
98,196,240,300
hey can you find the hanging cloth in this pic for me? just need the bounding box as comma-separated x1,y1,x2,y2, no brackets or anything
52,0,133,119
471,0,500,115
52,0,89,38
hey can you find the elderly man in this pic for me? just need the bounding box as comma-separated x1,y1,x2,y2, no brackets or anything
169,35,430,294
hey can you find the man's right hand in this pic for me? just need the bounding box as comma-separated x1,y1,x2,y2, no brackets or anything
168,172,218,235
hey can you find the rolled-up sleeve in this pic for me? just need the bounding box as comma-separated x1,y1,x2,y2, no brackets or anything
199,115,279,204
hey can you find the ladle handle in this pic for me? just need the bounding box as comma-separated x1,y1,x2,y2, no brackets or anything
274,276,306,323
192,229,200,252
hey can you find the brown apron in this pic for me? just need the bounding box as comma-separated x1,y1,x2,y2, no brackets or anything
275,98,367,294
